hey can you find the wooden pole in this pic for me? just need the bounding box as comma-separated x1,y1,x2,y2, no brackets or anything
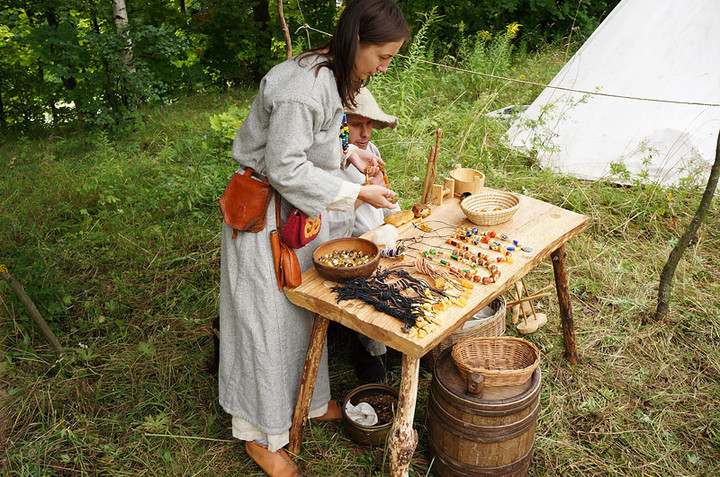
388,354,420,477
287,314,329,455
420,128,443,204
1,265,63,352
551,246,580,364
433,127,443,162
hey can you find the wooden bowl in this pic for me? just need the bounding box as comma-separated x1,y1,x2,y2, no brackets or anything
312,237,380,283
450,165,485,195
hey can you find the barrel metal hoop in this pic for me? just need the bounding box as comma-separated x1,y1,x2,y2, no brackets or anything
429,392,540,442
432,375,541,418
430,441,534,476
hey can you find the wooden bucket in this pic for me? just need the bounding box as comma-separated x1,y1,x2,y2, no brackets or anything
450,164,485,195
428,347,541,476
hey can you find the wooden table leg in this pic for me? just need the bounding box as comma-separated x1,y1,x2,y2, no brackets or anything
551,245,581,365
388,353,420,477
287,314,330,455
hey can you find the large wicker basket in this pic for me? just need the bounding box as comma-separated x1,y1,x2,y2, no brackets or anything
424,297,506,368
460,191,520,226
451,336,540,387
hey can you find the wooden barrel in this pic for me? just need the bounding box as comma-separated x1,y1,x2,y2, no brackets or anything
428,347,541,476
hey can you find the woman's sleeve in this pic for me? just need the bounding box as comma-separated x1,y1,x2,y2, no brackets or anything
262,100,346,218
327,181,361,211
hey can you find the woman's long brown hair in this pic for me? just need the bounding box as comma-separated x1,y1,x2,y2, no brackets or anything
301,0,409,107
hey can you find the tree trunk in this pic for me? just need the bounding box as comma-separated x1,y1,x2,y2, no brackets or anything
112,0,139,109
112,0,135,75
92,15,116,111
277,0,292,60
653,129,720,322
252,0,271,81
179,0,186,13
0,81,5,126
44,9,77,91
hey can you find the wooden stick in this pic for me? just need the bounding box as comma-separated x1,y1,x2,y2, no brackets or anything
433,128,443,161
1,266,63,352
420,129,443,204
521,277,539,320
287,314,329,455
506,292,551,307
420,145,437,204
513,281,529,324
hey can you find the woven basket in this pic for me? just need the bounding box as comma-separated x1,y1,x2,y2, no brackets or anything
451,336,540,387
425,296,506,368
460,191,520,226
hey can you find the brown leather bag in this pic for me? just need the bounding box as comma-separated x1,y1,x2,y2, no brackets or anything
270,192,302,290
219,167,272,238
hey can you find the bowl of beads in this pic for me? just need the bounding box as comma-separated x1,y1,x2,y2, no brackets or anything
312,237,380,283
460,191,520,226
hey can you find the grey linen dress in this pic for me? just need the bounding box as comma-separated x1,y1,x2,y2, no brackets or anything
218,54,351,447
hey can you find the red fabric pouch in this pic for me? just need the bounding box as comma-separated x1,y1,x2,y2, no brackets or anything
280,208,322,249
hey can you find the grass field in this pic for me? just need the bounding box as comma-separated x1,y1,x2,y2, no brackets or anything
2,31,720,476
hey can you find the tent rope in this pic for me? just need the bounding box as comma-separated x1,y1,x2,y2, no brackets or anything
296,24,720,108
293,1,312,48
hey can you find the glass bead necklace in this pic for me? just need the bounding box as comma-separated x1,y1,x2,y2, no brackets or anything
455,227,534,253
340,104,349,155
446,238,515,263
421,247,501,285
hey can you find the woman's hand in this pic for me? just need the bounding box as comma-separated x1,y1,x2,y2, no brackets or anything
358,184,396,209
348,148,385,177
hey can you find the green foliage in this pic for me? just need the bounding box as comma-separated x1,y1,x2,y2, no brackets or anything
208,101,252,146
398,0,621,56
0,0,621,134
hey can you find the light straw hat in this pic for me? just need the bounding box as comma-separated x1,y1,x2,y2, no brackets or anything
348,87,399,130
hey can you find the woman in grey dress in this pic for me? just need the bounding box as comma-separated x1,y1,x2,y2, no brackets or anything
218,1,408,475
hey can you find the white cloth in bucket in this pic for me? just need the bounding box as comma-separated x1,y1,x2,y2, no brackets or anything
345,401,379,426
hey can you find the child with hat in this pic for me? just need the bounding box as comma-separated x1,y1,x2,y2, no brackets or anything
326,87,400,383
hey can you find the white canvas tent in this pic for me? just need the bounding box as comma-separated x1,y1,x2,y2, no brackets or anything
506,0,720,186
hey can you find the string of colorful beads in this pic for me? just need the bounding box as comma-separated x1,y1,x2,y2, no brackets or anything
340,104,349,155
421,248,501,284
446,238,514,263
455,227,534,253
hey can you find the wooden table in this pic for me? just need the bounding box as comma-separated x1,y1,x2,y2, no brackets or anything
285,191,589,476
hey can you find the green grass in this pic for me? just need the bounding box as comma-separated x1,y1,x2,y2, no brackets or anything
2,33,720,476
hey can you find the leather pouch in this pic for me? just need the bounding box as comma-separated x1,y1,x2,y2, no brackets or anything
219,167,272,238
271,192,302,290
280,208,322,249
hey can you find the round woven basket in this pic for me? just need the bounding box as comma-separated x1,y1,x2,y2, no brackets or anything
424,296,506,368
451,336,540,387
460,191,520,226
